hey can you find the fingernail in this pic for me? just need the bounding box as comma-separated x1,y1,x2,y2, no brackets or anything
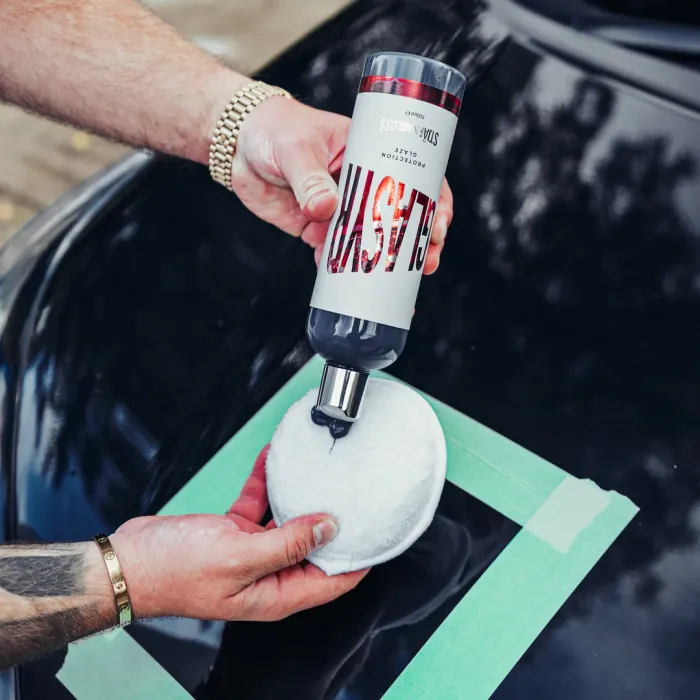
313,518,338,547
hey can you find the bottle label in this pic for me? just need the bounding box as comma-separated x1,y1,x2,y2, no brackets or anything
310,80,459,330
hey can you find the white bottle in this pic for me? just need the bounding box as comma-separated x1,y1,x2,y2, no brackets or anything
307,52,466,435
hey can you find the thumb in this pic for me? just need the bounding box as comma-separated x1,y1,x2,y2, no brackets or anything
277,140,338,222
242,514,339,579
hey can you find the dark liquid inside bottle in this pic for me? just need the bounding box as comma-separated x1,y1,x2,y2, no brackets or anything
306,308,408,371
306,308,408,438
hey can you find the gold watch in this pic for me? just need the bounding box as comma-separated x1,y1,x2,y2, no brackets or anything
209,80,291,191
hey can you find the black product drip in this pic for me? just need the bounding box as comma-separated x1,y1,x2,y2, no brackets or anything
310,406,353,439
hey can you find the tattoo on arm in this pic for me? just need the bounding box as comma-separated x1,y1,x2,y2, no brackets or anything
0,605,103,666
0,543,115,670
0,549,84,597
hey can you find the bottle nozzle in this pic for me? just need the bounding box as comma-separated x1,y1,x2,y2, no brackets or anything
316,363,369,422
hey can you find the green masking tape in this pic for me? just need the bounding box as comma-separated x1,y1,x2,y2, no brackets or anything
57,628,191,699
57,355,638,700
383,479,637,699
524,476,612,553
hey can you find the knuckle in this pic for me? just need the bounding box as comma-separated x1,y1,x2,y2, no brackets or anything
303,172,330,193
284,532,310,567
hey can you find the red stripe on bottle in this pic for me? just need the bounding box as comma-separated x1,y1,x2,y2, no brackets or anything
359,76,461,116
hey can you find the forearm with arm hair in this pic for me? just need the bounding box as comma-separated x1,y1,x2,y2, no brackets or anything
0,0,250,164
0,542,116,669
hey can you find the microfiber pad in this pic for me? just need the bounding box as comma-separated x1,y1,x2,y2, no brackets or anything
266,378,447,575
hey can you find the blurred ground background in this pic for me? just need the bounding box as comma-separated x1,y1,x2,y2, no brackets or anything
0,0,349,244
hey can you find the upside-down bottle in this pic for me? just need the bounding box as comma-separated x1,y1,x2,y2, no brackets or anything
307,52,466,437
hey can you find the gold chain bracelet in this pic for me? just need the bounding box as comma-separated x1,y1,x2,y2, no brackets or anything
93,534,132,627
209,80,292,191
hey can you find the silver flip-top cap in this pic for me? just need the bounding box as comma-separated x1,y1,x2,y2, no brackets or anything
316,363,369,422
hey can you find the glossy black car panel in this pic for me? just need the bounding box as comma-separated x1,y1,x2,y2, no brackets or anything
2,0,700,698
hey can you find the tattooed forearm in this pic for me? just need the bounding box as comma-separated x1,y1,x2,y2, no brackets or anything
0,605,104,666
0,542,116,670
0,546,85,597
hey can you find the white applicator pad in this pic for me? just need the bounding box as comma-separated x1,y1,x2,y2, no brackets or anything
266,378,447,575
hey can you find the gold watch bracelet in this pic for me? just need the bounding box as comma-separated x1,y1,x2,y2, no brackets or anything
208,80,291,190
